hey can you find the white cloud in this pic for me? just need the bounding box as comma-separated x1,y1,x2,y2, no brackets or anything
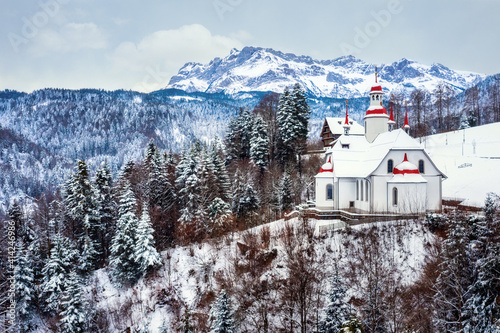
29,22,107,56
110,24,245,92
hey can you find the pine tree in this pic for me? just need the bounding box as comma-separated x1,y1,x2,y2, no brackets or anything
433,214,474,332
277,172,294,213
110,182,141,285
15,240,35,332
250,115,269,172
276,84,310,168
177,147,206,241
135,205,161,274
210,141,231,202
64,159,93,224
208,197,233,236
94,161,115,259
225,108,254,163
59,270,86,333
319,273,351,333
209,289,236,333
462,193,500,332
41,233,75,314
236,183,260,220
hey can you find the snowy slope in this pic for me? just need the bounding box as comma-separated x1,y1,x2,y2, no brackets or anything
424,122,500,207
167,46,485,98
86,217,433,332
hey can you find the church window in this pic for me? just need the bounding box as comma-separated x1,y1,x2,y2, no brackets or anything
387,159,394,173
376,95,379,100
326,184,333,200
372,95,375,101
392,187,398,206
419,160,425,173
342,144,349,149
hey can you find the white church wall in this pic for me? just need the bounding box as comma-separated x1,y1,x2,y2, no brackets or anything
365,116,389,143
424,175,442,212
315,175,335,210
338,178,356,210
387,182,427,214
371,176,390,212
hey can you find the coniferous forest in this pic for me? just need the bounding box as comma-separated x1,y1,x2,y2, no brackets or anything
1,83,499,332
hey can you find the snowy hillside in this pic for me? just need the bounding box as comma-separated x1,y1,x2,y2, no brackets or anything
167,46,485,98
424,122,500,207
83,217,434,332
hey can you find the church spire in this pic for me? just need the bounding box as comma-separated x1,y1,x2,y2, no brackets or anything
403,100,410,134
343,99,351,135
388,94,395,131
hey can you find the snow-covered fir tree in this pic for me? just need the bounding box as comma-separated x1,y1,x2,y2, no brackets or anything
250,115,269,171
276,84,310,167
209,289,236,333
41,232,76,314
94,161,115,258
462,193,500,332
208,197,233,236
210,140,231,202
319,272,351,333
110,182,141,285
135,205,161,274
225,108,254,163
15,240,35,332
59,270,86,333
433,214,473,332
277,172,293,213
235,182,260,221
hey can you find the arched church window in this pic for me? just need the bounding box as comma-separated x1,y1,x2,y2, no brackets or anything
387,159,394,173
393,187,398,206
326,184,333,200
419,160,425,174
376,95,379,100
372,95,375,101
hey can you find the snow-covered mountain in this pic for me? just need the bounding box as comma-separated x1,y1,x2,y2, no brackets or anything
167,46,485,98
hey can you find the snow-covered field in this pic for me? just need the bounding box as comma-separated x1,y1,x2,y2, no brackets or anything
424,122,500,207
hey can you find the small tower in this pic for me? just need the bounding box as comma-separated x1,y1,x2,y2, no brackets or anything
364,67,389,142
343,99,351,135
388,94,396,131
403,100,410,134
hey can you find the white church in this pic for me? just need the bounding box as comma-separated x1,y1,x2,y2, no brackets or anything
315,74,446,214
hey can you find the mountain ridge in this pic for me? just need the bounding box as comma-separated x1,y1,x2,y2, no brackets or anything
167,46,485,98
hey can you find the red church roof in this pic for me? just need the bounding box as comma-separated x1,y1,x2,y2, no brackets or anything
319,156,333,173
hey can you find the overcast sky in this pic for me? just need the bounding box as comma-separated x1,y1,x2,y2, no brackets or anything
1,0,499,93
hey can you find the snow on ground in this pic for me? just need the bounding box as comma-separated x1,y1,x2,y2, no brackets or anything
424,122,500,207
88,217,434,332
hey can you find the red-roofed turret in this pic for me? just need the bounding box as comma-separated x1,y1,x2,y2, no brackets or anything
403,100,410,134
319,156,333,173
364,67,389,142
393,153,420,175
